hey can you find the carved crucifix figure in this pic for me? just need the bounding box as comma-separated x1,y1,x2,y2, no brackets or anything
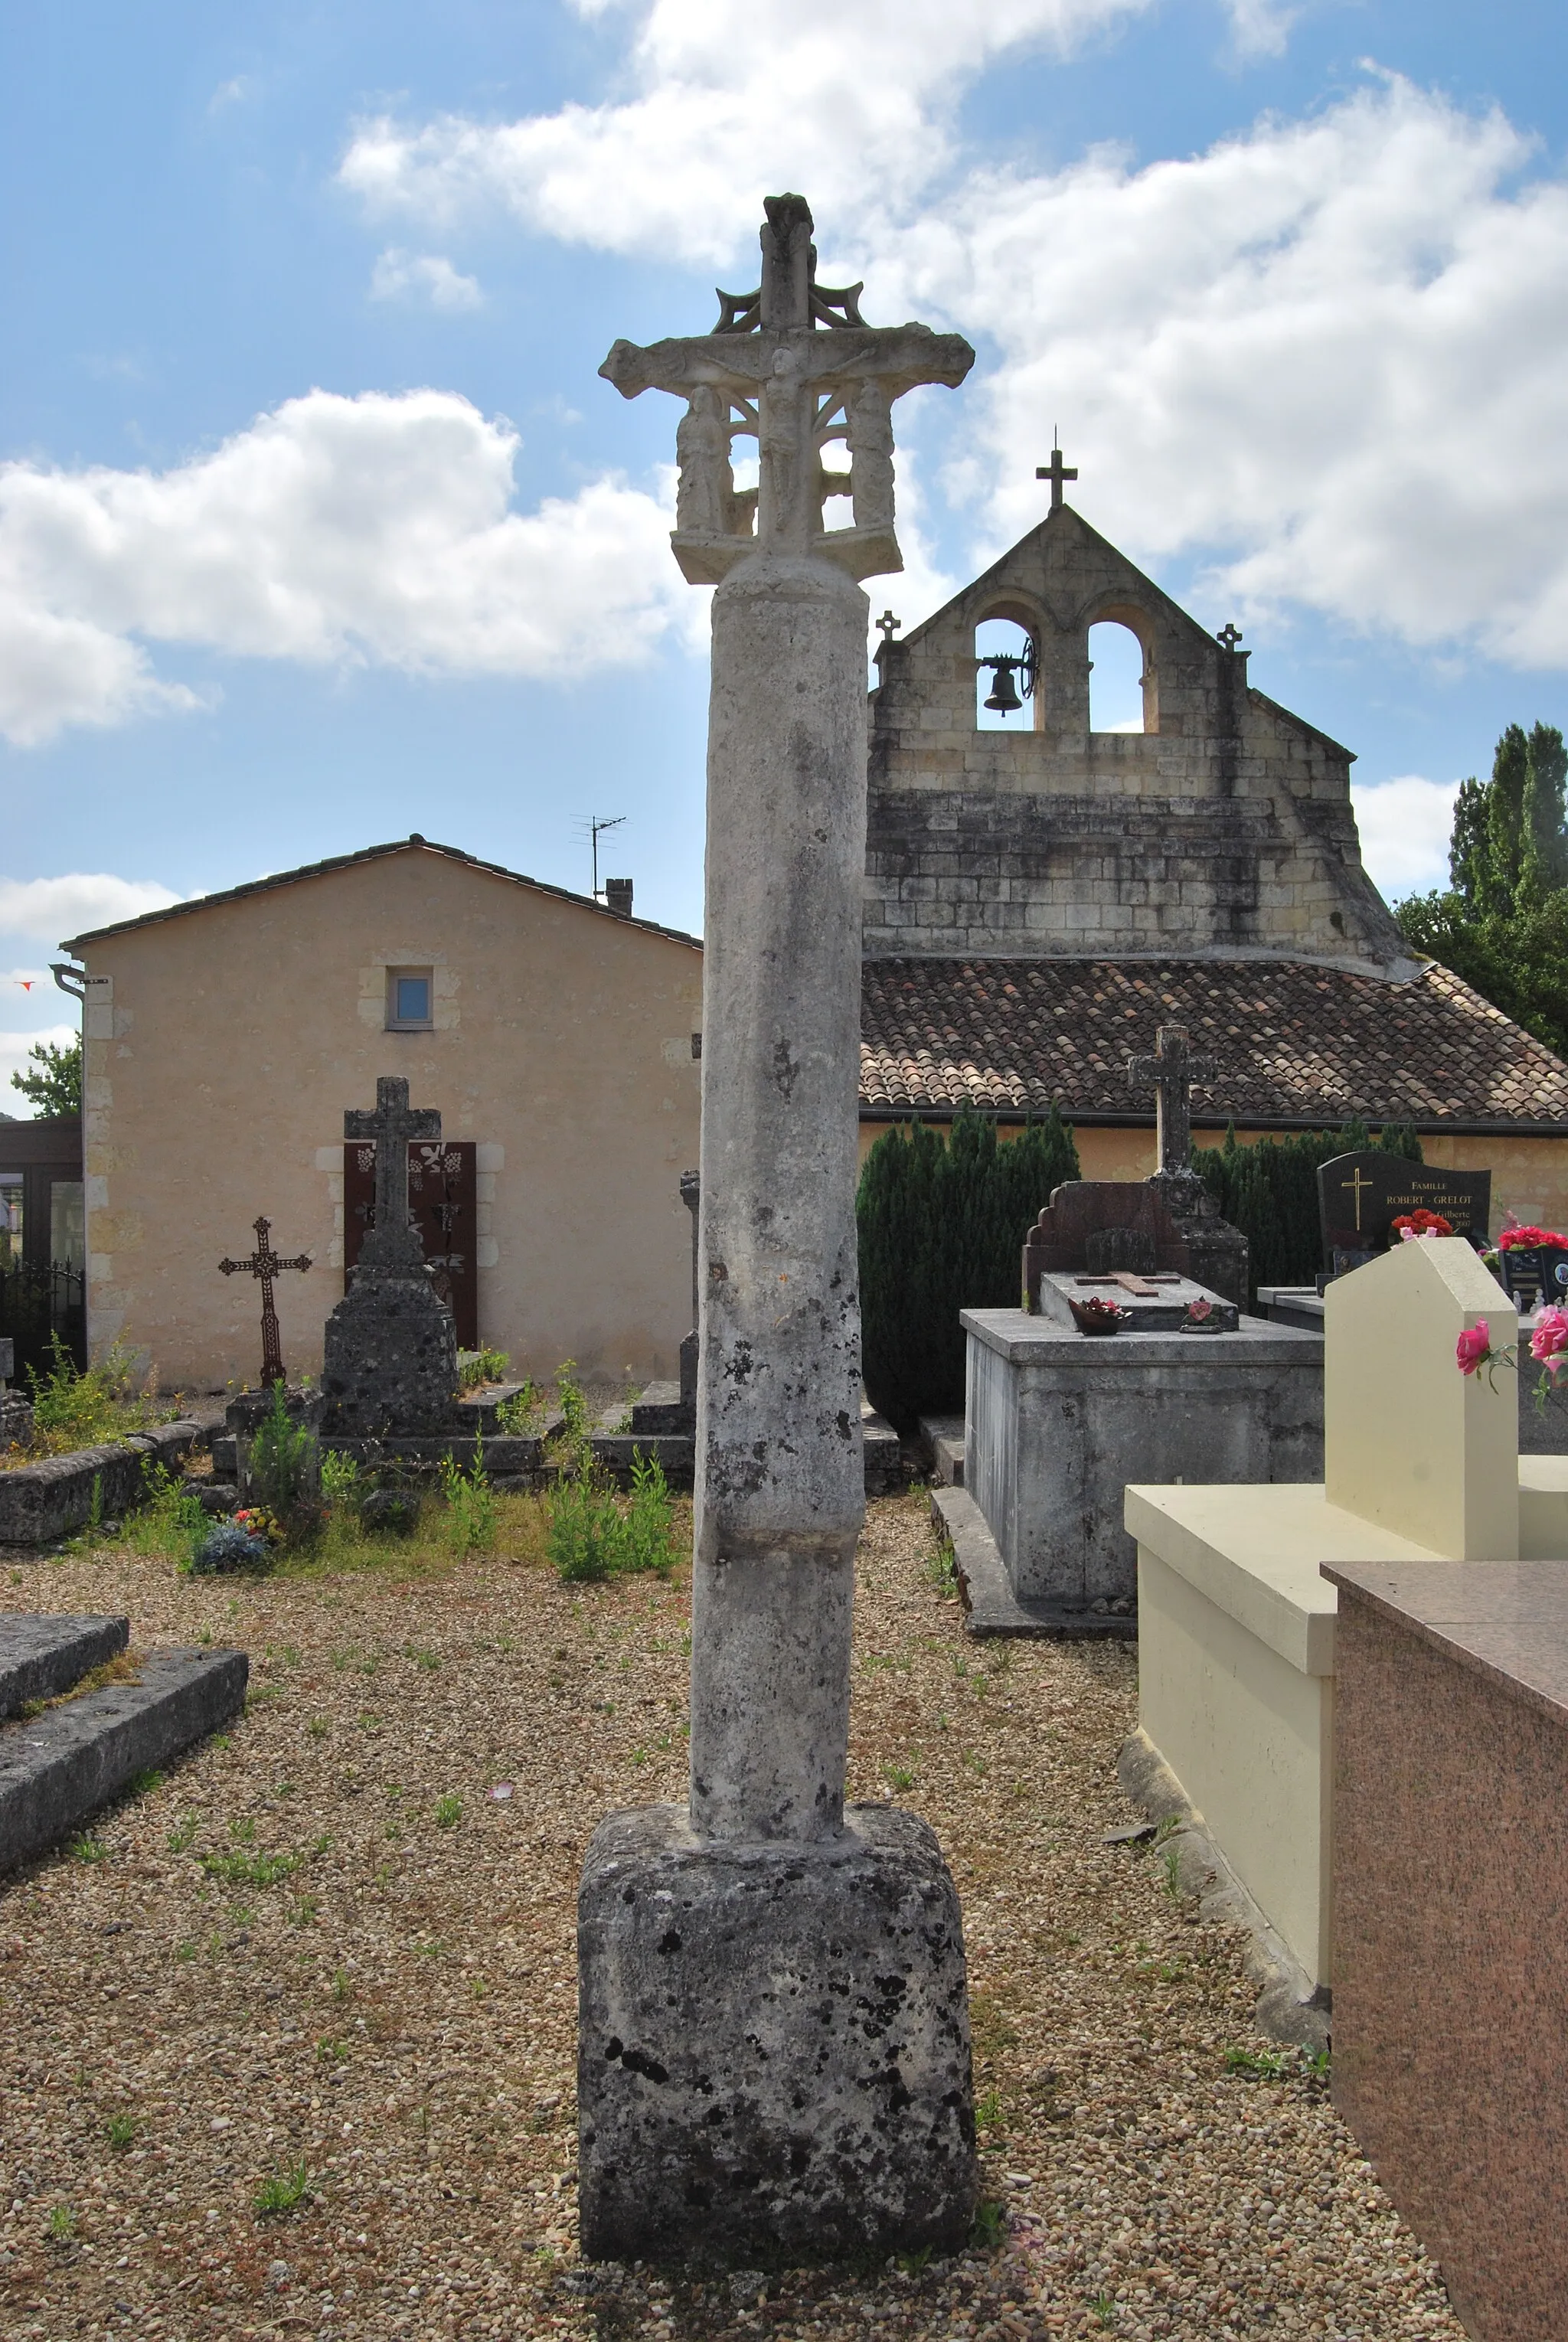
1127,1023,1214,1178
344,1076,442,1272
218,1214,312,1389
601,191,972,586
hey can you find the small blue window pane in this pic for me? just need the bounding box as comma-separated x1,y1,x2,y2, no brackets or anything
396,976,430,1022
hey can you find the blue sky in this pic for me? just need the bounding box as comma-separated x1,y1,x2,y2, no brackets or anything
3,0,1566,1103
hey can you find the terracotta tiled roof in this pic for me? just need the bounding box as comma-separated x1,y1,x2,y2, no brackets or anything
858,957,1568,1131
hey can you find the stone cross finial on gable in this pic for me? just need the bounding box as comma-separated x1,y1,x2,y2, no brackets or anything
1217,622,1244,652
1127,1023,1215,1178
601,194,973,586
1036,445,1078,510
344,1076,442,1270
876,609,900,645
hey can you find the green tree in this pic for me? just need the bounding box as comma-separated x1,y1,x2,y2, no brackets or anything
1397,719,1568,1061
11,1037,82,1118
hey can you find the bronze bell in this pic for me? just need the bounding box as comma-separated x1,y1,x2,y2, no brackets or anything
982,660,1023,716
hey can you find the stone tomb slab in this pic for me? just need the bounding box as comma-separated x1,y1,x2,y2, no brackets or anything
1035,1269,1240,1334
963,1305,1324,1615
0,1645,247,1873
0,1614,129,1720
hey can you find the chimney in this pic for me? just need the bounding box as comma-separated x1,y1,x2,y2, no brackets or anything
605,877,633,919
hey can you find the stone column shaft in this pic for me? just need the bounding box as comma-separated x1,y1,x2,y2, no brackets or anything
689,549,868,1844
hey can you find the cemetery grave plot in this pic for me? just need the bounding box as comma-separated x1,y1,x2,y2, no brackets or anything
0,1498,1459,2341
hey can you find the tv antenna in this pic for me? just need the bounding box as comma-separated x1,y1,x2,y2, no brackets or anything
577,814,627,901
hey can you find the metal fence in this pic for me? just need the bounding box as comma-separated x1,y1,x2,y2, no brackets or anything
0,1259,87,1383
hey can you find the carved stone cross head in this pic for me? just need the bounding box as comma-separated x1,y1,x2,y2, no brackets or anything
599,194,974,586
1126,1023,1215,1178
345,1076,442,1259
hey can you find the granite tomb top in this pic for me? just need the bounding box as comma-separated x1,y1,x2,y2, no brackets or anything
1035,1269,1240,1334
1321,1559,1568,1730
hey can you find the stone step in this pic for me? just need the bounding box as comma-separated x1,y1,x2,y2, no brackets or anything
627,1381,693,1437
0,1615,129,1721
917,1415,965,1487
0,1420,206,1547
0,1645,248,1875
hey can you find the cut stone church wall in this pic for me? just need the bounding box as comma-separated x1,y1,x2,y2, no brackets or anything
864,507,1409,972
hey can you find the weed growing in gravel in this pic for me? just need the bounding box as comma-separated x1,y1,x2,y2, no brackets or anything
253,2161,312,2216
974,2086,1004,2131
434,1793,462,1828
175,1939,197,1961
106,2114,136,2151
129,1767,164,1795
129,1462,206,1568
882,1761,917,1792
248,1383,321,1523
47,2203,76,2242
548,1451,680,1582
203,1847,302,1887
1161,1847,1184,1902
1224,2045,1291,2081
306,1716,328,1740
166,1814,198,1852
1091,2291,1117,2327
69,1834,109,1863
972,2198,1004,2246
439,1443,498,1556
925,1537,959,1596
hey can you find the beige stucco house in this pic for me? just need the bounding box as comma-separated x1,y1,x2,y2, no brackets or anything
65,838,703,1392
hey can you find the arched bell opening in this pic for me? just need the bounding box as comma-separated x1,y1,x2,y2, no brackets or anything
1088,617,1155,734
975,617,1040,732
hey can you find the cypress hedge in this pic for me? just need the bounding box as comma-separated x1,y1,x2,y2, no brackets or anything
858,1108,1080,1430
1191,1119,1423,1305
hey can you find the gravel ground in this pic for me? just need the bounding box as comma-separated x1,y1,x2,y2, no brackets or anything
0,1492,1464,2342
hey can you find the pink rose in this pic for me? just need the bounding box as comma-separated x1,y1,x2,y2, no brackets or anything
1530,1305,1568,1367
1455,1322,1491,1377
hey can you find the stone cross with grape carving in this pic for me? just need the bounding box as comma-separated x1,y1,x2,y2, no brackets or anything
601,193,972,585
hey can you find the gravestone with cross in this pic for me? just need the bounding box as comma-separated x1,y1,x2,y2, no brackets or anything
319,1076,458,1434
1318,1151,1491,1277
580,194,977,2268
217,1215,312,1388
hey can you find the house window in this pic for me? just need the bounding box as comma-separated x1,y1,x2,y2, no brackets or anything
386,968,434,1031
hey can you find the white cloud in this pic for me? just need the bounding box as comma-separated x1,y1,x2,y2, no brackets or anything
338,0,1159,266
338,22,1568,678
1349,775,1459,902
369,248,483,311
0,876,184,944
0,389,688,743
882,77,1568,671
1223,0,1295,58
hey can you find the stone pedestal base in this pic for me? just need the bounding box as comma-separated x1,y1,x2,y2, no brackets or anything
577,1803,975,2266
320,1269,457,1436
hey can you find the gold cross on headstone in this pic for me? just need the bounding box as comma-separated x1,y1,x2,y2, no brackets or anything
1037,443,1078,510
1347,1165,1374,1232
1126,1024,1215,1178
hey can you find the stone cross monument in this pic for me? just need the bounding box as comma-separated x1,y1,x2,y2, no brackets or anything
578,196,977,2265
320,1076,456,1434
1127,1023,1214,1178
